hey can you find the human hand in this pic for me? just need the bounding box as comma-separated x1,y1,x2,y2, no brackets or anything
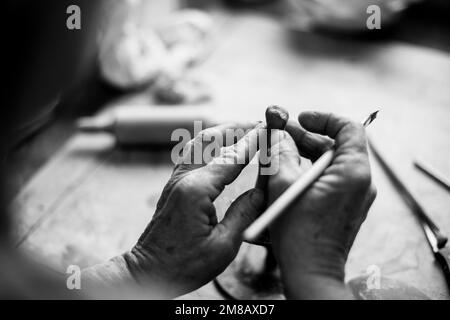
269,111,377,299
123,122,265,298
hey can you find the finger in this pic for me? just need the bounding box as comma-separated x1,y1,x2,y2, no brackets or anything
218,188,265,242
270,129,302,171
162,122,261,209
178,121,261,171
194,125,265,200
299,111,372,193
285,119,334,161
298,111,367,156
268,130,304,201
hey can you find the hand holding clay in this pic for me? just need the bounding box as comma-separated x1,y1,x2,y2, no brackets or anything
269,111,377,299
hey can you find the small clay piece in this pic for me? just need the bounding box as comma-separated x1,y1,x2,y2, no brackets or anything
250,105,289,246
265,105,289,130
256,105,289,187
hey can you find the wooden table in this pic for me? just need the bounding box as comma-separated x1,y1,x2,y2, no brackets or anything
10,6,450,299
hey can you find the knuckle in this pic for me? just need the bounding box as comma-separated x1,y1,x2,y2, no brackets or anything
350,121,364,132
340,121,367,146
197,128,217,142
171,175,197,199
220,145,238,159
280,147,301,163
236,201,257,223
342,118,361,131
329,113,351,133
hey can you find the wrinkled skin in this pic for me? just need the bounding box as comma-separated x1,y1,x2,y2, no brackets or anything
124,122,266,297
270,111,377,299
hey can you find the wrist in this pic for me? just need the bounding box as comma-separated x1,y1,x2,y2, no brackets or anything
123,247,183,299
81,254,139,298
273,233,354,299
274,233,348,281
282,273,353,300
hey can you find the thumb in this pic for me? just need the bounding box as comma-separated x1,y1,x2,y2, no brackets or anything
219,188,265,241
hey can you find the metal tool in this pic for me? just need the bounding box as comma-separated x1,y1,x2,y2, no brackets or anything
414,159,450,192
369,139,450,288
423,224,450,288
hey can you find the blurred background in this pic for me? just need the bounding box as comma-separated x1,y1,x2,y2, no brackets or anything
4,0,450,199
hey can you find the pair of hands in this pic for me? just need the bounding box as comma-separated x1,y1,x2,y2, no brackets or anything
121,111,376,299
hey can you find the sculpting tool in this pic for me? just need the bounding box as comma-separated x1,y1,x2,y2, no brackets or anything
368,139,448,249
414,159,450,192
423,223,450,288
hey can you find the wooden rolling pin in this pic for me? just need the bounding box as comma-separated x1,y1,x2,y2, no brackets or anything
77,106,216,145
